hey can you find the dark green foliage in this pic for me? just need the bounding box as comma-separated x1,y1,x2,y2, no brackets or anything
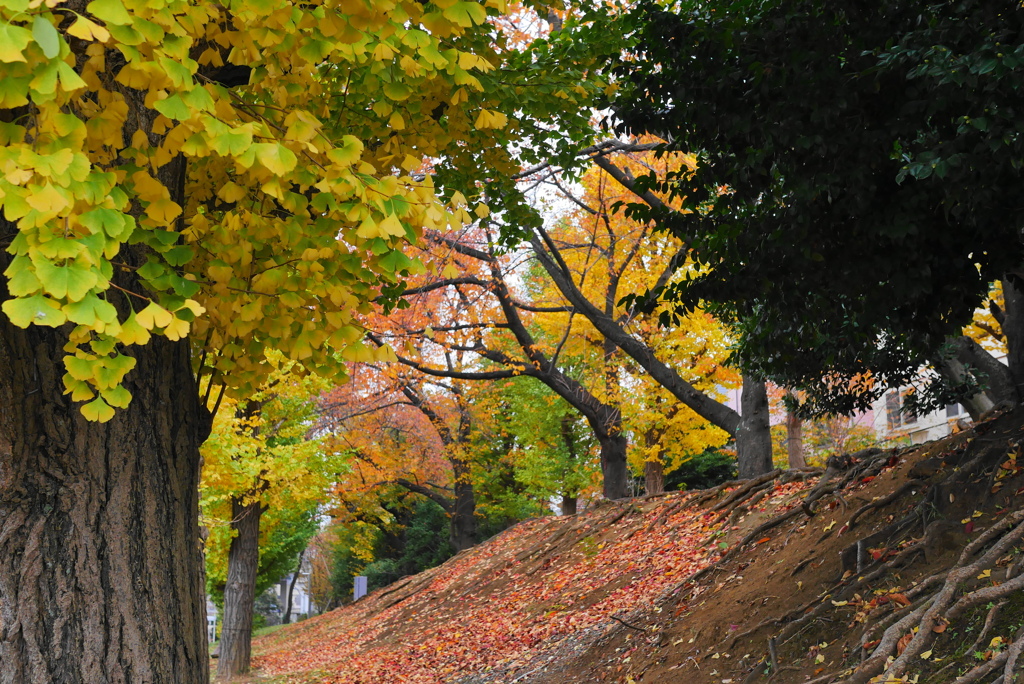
252,592,278,629
662,448,737,492
604,0,1024,414
331,498,457,596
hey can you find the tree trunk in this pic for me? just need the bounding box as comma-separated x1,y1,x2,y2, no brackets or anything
449,461,477,552
1001,276,1024,402
0,280,209,682
644,459,665,495
785,393,806,469
599,432,629,500
934,336,1012,419
217,498,264,678
559,416,580,515
282,548,305,625
561,494,578,515
736,375,773,478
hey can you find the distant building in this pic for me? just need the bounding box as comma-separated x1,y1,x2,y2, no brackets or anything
206,597,218,642
872,391,970,445
276,552,316,622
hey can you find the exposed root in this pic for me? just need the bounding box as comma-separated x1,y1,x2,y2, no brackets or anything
703,417,1024,684
847,479,925,529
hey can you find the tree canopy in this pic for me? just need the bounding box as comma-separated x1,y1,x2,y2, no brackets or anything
603,0,1024,413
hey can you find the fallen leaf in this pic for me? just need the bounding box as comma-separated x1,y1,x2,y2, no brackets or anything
891,593,911,607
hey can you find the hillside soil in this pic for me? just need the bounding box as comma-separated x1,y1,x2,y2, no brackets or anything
250,409,1024,684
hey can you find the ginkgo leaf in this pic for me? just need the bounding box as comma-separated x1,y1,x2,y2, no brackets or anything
0,24,32,63
100,385,132,408
66,16,111,42
86,0,133,25
255,143,298,176
32,17,61,59
63,374,95,402
474,109,508,129
65,293,118,325
378,214,406,237
442,1,487,27
163,315,190,341
146,199,182,223
34,259,98,301
135,302,174,329
117,311,152,345
81,396,116,422
3,294,67,327
153,94,191,121
26,183,70,213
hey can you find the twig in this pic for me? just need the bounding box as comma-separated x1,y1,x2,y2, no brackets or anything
610,615,647,633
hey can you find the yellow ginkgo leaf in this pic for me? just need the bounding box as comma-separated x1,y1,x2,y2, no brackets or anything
135,302,174,330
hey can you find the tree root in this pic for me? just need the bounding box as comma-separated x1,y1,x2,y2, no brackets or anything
836,510,1024,684
706,422,1024,684
847,479,925,529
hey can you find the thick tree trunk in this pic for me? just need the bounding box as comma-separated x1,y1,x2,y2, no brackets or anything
559,416,580,515
561,494,578,515
599,433,629,500
935,335,1013,420
1001,277,1024,402
282,548,305,625
644,459,665,495
449,473,477,552
217,498,264,678
785,393,806,469
0,281,209,682
736,375,773,478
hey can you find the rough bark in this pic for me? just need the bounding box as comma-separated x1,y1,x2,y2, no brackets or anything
644,458,665,496
599,433,630,500
1002,276,1024,401
0,264,209,683
450,461,478,552
736,375,773,478
559,415,581,513
561,494,578,516
282,548,305,625
785,392,806,469
217,498,264,678
935,336,1013,419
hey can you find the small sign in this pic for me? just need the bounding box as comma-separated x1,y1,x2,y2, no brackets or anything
354,575,368,601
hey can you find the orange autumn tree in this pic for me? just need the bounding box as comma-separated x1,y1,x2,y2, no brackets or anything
363,221,636,498
320,360,489,552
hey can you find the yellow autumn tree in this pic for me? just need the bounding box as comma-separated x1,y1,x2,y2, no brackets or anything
0,0,599,679
525,143,740,492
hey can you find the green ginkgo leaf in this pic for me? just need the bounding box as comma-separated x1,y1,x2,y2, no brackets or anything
32,17,61,59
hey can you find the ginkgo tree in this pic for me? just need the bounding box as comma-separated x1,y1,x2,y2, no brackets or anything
200,360,333,676
518,141,770,478
0,0,594,678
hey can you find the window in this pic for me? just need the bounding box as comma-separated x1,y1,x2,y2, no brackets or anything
946,403,964,418
886,392,901,430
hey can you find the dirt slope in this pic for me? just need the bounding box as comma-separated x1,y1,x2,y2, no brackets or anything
253,409,1024,684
